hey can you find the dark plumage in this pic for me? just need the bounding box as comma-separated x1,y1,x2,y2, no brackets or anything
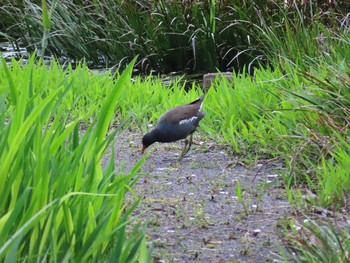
142,95,205,157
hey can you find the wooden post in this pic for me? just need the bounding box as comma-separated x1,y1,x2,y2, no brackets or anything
203,72,233,92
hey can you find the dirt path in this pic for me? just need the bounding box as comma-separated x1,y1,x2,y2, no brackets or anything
106,131,291,262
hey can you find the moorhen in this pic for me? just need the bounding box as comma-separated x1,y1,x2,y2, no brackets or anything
142,95,205,157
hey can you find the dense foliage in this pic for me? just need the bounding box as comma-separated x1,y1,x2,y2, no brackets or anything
0,0,349,261
1,0,349,73
0,57,151,262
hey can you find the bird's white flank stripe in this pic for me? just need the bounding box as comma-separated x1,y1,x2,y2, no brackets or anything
179,116,198,125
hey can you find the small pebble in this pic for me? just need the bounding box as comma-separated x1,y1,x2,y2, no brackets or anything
253,229,261,236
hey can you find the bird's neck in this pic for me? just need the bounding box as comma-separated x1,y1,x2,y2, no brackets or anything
150,128,161,141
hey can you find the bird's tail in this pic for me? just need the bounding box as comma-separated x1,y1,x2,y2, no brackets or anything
188,95,204,106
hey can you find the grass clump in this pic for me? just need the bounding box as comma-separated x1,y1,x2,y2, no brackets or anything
0,51,349,260
2,1,348,73
279,215,350,263
0,56,151,261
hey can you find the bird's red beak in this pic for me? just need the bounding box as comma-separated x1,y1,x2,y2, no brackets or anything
141,144,147,154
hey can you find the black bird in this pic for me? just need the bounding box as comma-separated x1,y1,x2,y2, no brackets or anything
142,95,205,157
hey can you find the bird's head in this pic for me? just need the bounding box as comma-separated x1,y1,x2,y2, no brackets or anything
141,132,155,154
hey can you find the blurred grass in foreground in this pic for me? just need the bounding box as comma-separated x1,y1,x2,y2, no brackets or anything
0,57,151,262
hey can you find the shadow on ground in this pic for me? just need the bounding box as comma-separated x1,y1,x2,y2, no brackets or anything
103,131,291,262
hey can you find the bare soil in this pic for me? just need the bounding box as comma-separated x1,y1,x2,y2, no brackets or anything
104,131,292,263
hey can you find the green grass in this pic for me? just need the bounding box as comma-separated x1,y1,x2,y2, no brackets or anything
0,2,349,262
0,56,151,261
1,1,349,258
278,215,350,262
1,52,349,260
316,139,350,208
2,53,348,197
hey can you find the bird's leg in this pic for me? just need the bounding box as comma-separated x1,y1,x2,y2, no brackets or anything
180,137,189,159
184,133,193,155
179,134,193,159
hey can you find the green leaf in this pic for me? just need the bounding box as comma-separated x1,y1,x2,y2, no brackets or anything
41,0,52,31
0,57,17,104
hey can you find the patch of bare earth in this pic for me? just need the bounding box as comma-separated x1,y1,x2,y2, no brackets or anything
104,131,292,262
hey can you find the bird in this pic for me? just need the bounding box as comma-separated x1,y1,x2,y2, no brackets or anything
142,95,205,158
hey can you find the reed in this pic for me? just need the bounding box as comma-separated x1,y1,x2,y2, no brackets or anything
2,1,347,73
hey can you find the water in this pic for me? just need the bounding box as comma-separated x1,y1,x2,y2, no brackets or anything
0,42,27,61
0,41,205,88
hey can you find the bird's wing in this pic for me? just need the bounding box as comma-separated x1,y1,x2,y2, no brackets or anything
158,105,199,124
158,95,205,124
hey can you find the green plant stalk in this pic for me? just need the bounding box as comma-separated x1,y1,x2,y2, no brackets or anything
235,180,248,215
41,0,51,57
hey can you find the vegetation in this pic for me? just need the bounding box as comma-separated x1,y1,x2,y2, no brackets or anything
1,52,348,260
1,0,348,73
0,0,349,261
0,57,151,261
278,214,350,262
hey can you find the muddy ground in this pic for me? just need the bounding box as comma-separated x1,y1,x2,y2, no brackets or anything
104,131,292,262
